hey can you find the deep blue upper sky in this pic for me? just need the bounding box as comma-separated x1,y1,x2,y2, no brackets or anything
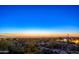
0,5,79,33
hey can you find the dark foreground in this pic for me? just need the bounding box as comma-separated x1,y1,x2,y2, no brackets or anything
0,37,79,54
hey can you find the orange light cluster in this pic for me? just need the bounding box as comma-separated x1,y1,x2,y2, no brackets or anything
71,39,79,44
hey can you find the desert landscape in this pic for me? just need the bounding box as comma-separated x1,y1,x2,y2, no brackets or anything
0,33,79,54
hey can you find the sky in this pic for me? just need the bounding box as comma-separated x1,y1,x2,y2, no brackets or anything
0,5,79,34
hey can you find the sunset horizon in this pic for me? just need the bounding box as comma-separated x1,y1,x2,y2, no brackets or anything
0,32,79,38
0,4,79,54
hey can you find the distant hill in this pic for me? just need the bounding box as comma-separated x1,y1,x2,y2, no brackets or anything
0,33,79,38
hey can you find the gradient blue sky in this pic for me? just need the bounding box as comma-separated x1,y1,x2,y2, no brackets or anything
0,5,79,34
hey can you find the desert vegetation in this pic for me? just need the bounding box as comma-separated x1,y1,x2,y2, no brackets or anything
0,37,79,54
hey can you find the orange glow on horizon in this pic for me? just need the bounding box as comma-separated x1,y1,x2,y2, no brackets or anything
0,33,79,38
